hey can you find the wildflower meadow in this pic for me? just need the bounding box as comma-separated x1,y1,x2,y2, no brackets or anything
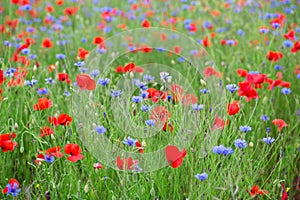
0,0,300,199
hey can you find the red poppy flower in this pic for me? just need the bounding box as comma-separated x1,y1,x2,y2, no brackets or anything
150,106,171,125
291,41,300,53
40,126,54,137
162,122,174,132
203,67,222,78
58,73,71,84
281,183,288,200
0,133,17,152
116,156,136,170
64,143,84,162
33,98,53,111
2,178,20,194
115,63,144,73
182,94,198,106
174,46,181,54
42,38,53,48
211,115,225,131
165,145,186,168
48,116,58,126
246,74,266,84
170,84,184,102
46,146,64,158
238,81,259,101
77,48,89,60
57,113,72,126
266,51,283,62
0,69,6,85
237,68,248,77
64,6,79,16
247,185,268,196
283,29,295,40
202,36,211,47
93,36,104,44
135,141,143,153
272,119,288,131
227,101,240,116
142,19,150,28
76,74,96,91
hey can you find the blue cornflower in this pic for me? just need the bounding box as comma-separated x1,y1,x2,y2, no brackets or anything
97,47,106,54
200,89,210,94
260,115,269,121
160,72,172,82
95,125,107,134
45,77,55,84
297,74,300,79
239,125,252,133
143,74,154,82
29,54,37,60
237,29,244,36
110,90,122,97
141,91,149,99
226,40,235,46
283,40,293,48
74,61,85,67
274,65,283,70
63,90,71,97
167,95,172,101
45,155,55,163
192,104,204,111
262,137,275,144
141,105,151,112
5,182,21,197
123,137,137,146
145,119,156,126
25,79,38,87
79,68,88,73
234,139,248,148
178,57,185,62
90,69,100,77
138,82,148,90
56,54,66,59
212,145,234,155
5,68,17,77
281,88,291,95
195,173,208,181
97,78,110,86
266,127,271,133
37,88,49,95
132,96,143,103
226,84,239,93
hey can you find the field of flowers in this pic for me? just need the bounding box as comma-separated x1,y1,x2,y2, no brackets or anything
0,0,300,199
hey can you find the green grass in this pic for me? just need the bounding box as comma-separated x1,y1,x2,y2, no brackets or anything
0,0,299,199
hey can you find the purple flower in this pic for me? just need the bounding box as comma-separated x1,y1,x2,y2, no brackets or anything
192,104,204,111
212,145,234,155
262,137,275,145
239,125,252,133
45,155,55,163
97,78,110,86
95,125,107,134
195,172,208,181
132,96,143,103
281,88,291,95
234,139,247,148
123,137,137,146
145,119,156,126
226,84,239,93
37,88,49,95
260,115,269,121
